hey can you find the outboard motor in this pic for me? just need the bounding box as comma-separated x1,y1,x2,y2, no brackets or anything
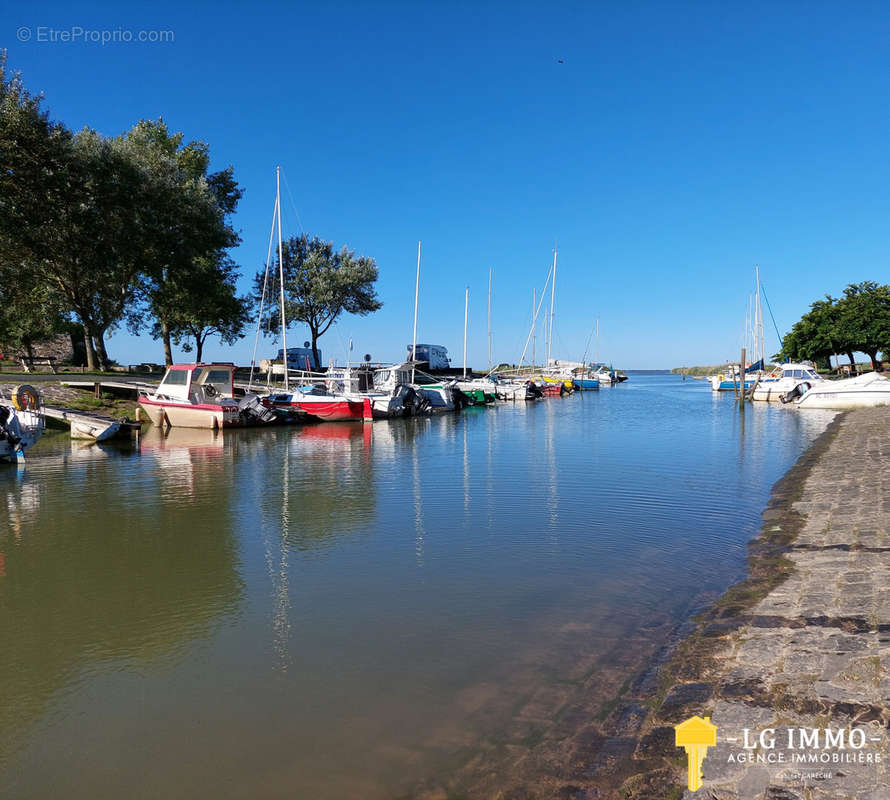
0,406,22,448
526,381,544,399
239,393,279,424
451,388,471,410
779,381,810,404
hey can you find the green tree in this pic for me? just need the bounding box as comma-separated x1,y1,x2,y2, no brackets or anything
779,296,841,366
0,55,75,360
159,254,252,362
117,119,242,365
0,58,146,370
0,265,68,361
256,235,382,369
836,281,890,370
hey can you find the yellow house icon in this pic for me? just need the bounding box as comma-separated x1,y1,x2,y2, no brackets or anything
675,715,717,791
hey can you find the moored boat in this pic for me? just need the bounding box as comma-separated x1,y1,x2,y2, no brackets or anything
270,384,366,421
784,371,890,409
0,385,45,463
708,362,762,392
139,364,278,429
752,363,822,402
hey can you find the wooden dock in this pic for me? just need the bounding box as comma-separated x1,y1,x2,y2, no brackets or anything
61,380,157,398
43,406,142,441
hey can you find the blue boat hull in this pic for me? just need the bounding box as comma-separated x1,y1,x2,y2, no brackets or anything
572,378,600,389
715,379,756,391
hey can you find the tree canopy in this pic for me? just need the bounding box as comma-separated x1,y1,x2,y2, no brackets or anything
255,235,382,369
0,56,247,369
780,282,890,370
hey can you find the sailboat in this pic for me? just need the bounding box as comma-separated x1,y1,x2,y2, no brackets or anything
709,267,771,392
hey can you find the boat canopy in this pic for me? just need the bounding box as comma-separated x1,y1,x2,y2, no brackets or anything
156,364,236,401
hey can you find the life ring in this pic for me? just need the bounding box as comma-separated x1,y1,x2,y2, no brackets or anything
717,373,725,382
11,384,40,411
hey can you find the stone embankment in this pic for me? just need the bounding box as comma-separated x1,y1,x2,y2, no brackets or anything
624,407,890,799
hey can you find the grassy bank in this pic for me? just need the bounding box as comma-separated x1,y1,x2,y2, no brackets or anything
670,365,723,375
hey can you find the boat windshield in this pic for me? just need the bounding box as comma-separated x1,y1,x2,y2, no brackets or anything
194,367,233,398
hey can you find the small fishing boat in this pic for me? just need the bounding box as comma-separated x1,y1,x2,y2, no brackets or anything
571,374,600,390
452,378,498,405
783,371,890,409
708,362,763,392
593,367,617,386
0,385,45,463
752,363,822,402
373,362,457,412
333,363,433,419
139,364,278,428
270,383,366,421
489,377,542,401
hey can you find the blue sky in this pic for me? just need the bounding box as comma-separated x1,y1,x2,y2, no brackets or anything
7,1,890,368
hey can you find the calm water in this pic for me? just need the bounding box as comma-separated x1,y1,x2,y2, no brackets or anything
1,375,834,798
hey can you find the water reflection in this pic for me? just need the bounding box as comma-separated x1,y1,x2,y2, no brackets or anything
0,379,838,799
0,434,242,767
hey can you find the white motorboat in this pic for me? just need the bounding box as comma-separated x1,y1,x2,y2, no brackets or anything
785,371,890,409
752,363,823,402
0,385,45,463
593,367,617,386
375,362,457,411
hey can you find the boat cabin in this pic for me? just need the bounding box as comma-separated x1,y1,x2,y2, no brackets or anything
155,364,236,404
374,363,415,392
771,363,821,382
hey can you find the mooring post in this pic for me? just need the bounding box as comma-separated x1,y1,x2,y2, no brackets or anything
739,347,746,408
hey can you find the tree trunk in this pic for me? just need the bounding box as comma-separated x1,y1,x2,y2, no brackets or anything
311,331,321,370
93,330,110,372
195,334,205,364
161,320,174,367
845,351,857,374
866,350,879,371
83,325,97,372
23,339,35,360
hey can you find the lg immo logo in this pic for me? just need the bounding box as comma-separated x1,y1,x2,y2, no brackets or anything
675,716,717,792
675,716,883,792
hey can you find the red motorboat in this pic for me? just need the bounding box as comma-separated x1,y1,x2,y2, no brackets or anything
269,387,368,421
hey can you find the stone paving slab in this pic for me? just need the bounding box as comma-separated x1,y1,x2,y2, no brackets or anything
693,408,890,799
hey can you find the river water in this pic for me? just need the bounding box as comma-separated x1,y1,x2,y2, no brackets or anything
0,374,834,798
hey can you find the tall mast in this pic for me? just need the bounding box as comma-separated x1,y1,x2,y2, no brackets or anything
276,166,289,392
487,268,492,373
756,265,764,367
532,288,536,368
411,241,421,382
595,317,599,365
463,286,469,378
547,249,557,366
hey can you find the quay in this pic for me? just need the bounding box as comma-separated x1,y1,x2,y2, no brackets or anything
608,408,890,799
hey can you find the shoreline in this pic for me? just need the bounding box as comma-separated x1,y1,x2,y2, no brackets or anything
603,406,890,799
426,408,864,800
